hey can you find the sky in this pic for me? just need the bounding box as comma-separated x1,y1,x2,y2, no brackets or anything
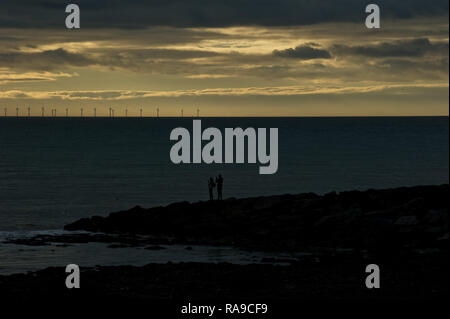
0,0,448,117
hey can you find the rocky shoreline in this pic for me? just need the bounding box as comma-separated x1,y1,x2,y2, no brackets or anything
1,253,448,302
1,184,448,302
62,184,448,254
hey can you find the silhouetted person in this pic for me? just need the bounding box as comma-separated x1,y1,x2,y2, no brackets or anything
208,177,216,201
216,174,224,200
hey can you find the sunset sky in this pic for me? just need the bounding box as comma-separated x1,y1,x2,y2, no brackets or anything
0,0,448,117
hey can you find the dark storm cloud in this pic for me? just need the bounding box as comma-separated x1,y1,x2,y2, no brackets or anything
332,38,449,57
0,47,222,71
273,44,332,59
0,0,448,28
0,48,93,70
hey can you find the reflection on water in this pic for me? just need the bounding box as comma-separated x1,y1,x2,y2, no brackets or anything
0,240,307,275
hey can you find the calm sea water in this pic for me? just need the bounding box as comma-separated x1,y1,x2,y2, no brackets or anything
0,117,448,232
0,116,448,274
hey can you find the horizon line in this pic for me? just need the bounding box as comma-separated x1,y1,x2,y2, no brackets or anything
0,115,448,119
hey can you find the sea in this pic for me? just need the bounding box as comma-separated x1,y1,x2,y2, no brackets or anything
0,117,448,274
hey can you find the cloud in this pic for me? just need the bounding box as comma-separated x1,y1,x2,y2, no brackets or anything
0,17,447,112
0,71,76,84
273,44,332,59
0,48,93,70
0,46,223,72
0,0,448,28
1,83,447,100
332,38,449,58
0,29,448,84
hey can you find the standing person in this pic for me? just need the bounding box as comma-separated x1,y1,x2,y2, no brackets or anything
216,174,224,200
208,177,216,201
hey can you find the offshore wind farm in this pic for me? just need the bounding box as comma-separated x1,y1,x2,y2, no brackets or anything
0,106,199,118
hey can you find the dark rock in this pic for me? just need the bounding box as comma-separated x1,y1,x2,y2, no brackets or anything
0,253,448,301
144,245,166,250
58,184,446,254
108,244,131,249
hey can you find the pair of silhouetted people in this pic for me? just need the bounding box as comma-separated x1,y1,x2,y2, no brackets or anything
208,174,223,200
